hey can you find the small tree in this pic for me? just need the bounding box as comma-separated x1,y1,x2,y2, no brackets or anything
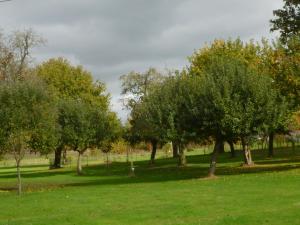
59,99,120,175
0,79,58,195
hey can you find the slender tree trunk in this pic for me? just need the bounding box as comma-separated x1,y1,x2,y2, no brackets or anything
149,140,157,165
62,148,67,165
52,146,63,169
126,148,129,163
16,160,21,196
106,152,109,167
172,142,179,158
208,137,221,177
268,132,274,157
129,148,135,177
242,138,253,166
228,140,235,158
178,144,186,166
77,152,83,175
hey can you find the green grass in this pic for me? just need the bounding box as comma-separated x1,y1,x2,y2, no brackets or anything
1,147,300,225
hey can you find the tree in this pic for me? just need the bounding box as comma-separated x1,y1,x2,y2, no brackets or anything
270,0,300,43
0,79,58,195
120,67,164,109
36,58,109,168
188,51,288,176
262,37,300,107
0,29,44,81
134,73,196,166
121,67,165,162
129,100,162,165
58,99,121,175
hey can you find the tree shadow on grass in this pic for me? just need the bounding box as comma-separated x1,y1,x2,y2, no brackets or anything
2,148,300,193
0,168,74,179
62,157,300,189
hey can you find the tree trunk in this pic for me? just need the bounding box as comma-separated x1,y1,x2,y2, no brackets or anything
228,140,235,158
268,132,274,157
178,144,186,166
242,138,253,166
149,140,157,165
128,148,135,177
172,142,179,158
62,148,67,165
52,146,63,169
16,160,21,196
208,137,221,177
218,141,225,153
77,152,83,175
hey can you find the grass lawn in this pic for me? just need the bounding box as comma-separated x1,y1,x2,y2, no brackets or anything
1,147,300,225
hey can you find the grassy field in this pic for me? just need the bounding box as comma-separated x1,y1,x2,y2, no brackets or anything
1,147,300,225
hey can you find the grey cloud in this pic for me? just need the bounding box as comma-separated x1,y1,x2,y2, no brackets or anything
0,0,283,121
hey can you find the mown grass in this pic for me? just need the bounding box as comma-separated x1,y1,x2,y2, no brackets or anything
1,147,300,225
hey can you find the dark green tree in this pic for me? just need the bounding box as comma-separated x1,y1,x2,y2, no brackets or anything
0,79,58,195
270,0,300,43
187,55,288,176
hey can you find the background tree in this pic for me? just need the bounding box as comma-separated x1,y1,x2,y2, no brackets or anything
59,99,121,175
121,67,165,162
270,0,300,43
120,67,164,109
135,73,196,166
0,79,58,195
0,29,44,81
36,58,109,168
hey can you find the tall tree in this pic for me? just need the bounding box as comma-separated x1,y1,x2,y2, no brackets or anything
36,58,109,168
0,79,58,195
270,0,300,43
121,67,165,161
188,43,289,176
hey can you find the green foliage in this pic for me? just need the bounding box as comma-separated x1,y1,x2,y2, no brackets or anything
58,99,119,153
263,37,300,107
111,139,130,154
0,79,58,156
36,57,109,109
187,39,291,142
270,0,300,43
188,39,264,77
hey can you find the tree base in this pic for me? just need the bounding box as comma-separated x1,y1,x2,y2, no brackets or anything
241,162,255,167
49,165,62,170
203,174,218,180
128,171,135,177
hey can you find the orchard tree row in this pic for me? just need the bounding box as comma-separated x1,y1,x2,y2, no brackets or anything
0,30,121,195
122,0,300,176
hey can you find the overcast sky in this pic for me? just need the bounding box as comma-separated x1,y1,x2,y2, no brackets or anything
0,0,283,121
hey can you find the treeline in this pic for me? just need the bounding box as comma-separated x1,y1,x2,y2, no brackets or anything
0,29,121,195
121,0,300,177
121,37,299,176
0,0,299,195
